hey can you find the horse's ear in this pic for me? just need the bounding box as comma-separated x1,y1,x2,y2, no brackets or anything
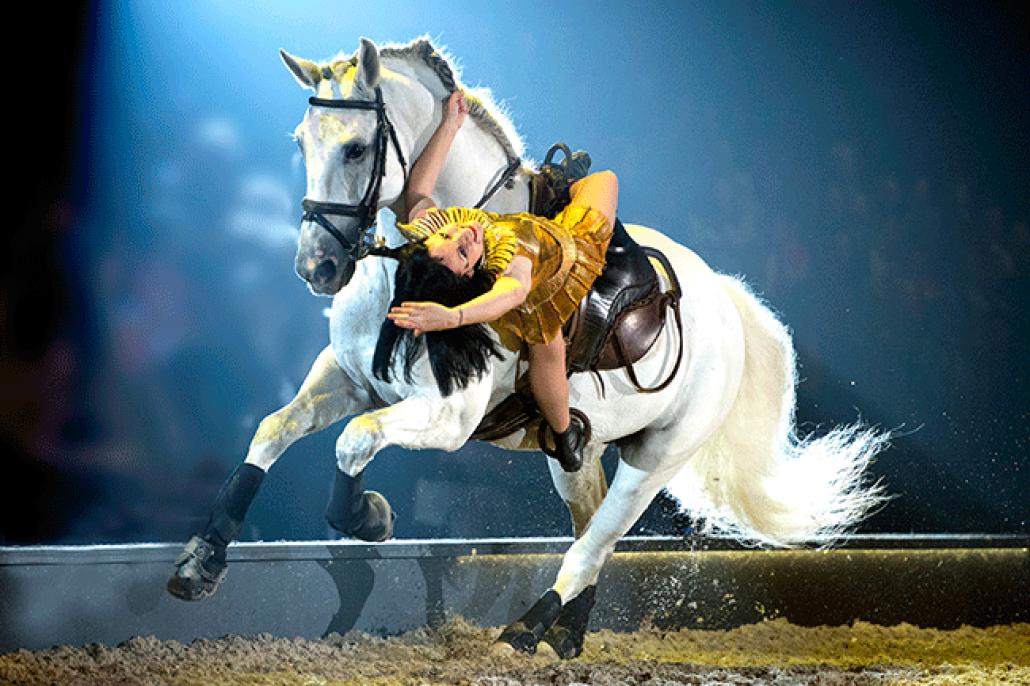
280,49,321,90
355,37,381,90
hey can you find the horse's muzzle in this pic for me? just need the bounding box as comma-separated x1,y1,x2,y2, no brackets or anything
312,258,337,285
297,256,355,295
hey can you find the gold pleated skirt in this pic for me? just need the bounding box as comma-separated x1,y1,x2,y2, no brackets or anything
490,205,613,352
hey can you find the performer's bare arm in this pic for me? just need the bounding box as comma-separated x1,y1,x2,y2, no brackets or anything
390,168,618,335
569,170,619,231
394,95,616,335
388,255,531,334
452,256,532,325
404,91,468,221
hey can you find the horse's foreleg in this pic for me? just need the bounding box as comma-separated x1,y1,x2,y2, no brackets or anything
328,388,486,541
169,345,366,601
245,345,366,470
335,391,478,473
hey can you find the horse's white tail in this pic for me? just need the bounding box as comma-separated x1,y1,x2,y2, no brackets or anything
664,275,890,547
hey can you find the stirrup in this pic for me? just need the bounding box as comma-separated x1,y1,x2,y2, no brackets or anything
534,143,593,219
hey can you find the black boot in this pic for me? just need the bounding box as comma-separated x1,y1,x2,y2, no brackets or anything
326,467,394,542
564,150,592,183
551,420,585,473
542,143,592,184
167,462,265,601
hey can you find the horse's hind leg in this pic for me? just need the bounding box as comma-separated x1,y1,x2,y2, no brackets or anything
547,441,608,538
168,345,367,601
521,442,607,657
497,447,680,657
539,583,597,659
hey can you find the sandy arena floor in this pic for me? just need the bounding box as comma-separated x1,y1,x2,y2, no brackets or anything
2,618,1028,685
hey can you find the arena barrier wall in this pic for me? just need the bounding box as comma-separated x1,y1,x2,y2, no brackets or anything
1,535,1027,652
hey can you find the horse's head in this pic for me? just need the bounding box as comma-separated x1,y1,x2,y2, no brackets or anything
281,38,413,295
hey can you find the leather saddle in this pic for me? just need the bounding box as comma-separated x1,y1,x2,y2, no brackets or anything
471,211,683,442
564,218,680,375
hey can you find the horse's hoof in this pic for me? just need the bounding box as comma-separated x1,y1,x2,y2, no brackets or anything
496,589,563,655
166,535,227,601
541,623,583,659
350,491,394,542
534,639,560,660
540,585,595,659
489,641,517,657
496,622,539,654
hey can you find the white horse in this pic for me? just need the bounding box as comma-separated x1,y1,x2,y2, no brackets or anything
170,37,889,658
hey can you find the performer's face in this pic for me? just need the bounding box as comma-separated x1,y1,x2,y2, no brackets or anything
425,222,485,277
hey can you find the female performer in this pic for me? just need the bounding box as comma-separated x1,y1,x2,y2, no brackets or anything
380,92,618,472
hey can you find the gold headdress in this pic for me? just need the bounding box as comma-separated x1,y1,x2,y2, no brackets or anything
396,206,518,276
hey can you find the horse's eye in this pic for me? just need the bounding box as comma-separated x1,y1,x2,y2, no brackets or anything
345,143,367,161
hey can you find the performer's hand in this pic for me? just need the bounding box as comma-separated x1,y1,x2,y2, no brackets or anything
387,301,459,336
442,91,468,132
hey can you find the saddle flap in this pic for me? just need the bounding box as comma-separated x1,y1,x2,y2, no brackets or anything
594,288,669,370
565,219,665,373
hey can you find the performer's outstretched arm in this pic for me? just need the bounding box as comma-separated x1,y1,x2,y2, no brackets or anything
387,255,531,334
404,91,468,221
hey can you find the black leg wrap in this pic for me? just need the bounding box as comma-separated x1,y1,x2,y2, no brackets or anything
203,462,266,555
497,590,563,654
326,468,393,542
542,585,597,659
326,468,365,533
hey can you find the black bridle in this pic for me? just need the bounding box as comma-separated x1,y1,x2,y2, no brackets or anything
301,86,408,261
301,87,521,261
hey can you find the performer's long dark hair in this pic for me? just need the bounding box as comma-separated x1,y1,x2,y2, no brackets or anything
372,243,504,396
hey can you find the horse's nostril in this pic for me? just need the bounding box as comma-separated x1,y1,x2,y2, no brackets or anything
313,259,337,284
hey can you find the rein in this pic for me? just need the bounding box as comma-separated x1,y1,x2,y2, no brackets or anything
474,155,521,210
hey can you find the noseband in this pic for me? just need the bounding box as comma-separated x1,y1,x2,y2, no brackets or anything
301,85,408,261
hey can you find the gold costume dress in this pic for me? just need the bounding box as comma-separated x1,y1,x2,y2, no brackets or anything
397,204,613,352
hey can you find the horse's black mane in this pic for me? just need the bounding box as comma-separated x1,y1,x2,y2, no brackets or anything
373,244,504,397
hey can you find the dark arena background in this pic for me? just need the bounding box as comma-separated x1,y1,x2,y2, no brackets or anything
2,2,1027,685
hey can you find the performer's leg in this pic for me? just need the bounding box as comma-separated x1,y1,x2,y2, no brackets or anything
568,170,618,229
529,336,583,472
529,336,569,432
